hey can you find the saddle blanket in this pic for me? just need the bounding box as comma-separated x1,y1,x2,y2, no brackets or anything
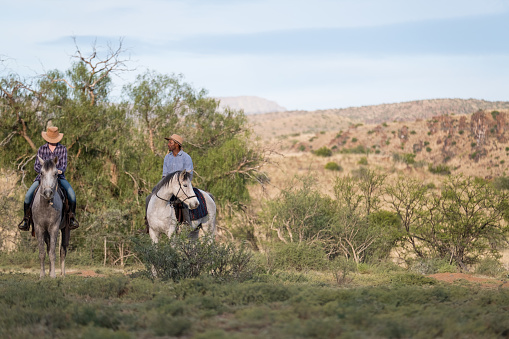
189,188,208,220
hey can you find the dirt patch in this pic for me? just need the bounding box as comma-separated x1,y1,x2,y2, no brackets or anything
429,272,509,288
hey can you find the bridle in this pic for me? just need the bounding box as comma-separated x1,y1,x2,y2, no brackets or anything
155,174,196,204
40,171,59,202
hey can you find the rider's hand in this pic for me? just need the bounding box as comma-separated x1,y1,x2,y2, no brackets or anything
58,170,62,175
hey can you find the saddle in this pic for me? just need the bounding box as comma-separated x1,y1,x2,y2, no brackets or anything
28,185,70,237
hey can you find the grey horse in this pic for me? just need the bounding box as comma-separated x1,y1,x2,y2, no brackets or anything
32,156,69,278
146,170,216,244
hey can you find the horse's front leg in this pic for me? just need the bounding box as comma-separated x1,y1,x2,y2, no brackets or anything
166,220,177,241
148,228,160,277
48,229,59,278
35,227,46,278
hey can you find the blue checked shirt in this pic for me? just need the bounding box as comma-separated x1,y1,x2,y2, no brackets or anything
162,150,193,180
34,143,68,181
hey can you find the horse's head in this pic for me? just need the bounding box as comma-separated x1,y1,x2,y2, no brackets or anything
175,170,199,210
38,155,59,201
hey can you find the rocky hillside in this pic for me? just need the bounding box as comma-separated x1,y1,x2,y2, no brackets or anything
248,98,509,139
320,98,509,124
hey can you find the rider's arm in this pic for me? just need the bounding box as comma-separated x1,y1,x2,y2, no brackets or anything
34,147,43,174
184,154,194,181
57,145,68,174
162,154,169,179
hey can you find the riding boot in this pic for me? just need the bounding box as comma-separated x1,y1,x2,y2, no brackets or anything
17,202,31,231
68,200,79,230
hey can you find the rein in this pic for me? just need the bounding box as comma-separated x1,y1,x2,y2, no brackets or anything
155,174,196,203
40,177,59,205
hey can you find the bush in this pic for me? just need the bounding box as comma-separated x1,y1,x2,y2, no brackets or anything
475,258,505,277
329,256,357,285
324,162,342,171
132,233,255,282
492,176,509,191
409,258,457,275
358,157,368,165
428,164,451,175
266,242,328,271
313,146,332,157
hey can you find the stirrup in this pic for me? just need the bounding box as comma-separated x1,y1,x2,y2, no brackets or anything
18,218,30,231
69,213,79,230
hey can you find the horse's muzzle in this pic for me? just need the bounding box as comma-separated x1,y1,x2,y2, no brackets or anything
188,200,199,210
43,188,54,200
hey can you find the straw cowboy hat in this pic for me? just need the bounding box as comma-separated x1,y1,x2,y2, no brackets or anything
164,134,184,146
41,126,63,143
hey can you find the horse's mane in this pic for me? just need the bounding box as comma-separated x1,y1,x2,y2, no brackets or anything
153,170,191,195
42,158,56,172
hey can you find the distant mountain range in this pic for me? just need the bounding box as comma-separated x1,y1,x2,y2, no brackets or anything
217,97,509,122
216,96,287,115
247,98,509,139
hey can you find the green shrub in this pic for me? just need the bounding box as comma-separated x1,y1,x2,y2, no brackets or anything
266,242,328,271
493,176,509,190
390,273,437,286
329,256,357,285
324,162,342,171
426,147,432,152
402,153,416,165
358,157,368,165
475,258,505,277
428,164,451,175
351,137,358,143
132,234,254,282
409,258,457,275
339,145,368,154
313,146,332,157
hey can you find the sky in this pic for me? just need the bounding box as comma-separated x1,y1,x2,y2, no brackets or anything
1,0,509,111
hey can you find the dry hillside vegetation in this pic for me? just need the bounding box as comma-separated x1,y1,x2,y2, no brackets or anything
249,108,509,201
247,98,509,139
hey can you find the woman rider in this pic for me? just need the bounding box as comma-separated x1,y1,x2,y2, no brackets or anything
18,126,79,231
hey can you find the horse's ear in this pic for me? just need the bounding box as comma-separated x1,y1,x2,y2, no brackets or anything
53,156,58,164
179,170,186,181
37,155,44,164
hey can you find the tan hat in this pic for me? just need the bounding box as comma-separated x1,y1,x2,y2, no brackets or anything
41,126,63,143
164,134,183,146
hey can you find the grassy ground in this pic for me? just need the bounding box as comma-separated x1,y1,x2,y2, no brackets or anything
1,252,509,339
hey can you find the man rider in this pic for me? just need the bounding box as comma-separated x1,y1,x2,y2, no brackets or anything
144,134,194,231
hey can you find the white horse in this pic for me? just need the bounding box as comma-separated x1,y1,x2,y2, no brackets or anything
146,170,217,244
32,156,69,278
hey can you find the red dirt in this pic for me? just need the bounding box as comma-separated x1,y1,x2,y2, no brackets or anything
428,272,509,288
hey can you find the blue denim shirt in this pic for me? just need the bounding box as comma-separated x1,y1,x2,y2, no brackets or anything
162,150,193,180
